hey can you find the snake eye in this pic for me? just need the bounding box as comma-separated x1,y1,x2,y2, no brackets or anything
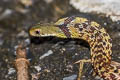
35,30,40,35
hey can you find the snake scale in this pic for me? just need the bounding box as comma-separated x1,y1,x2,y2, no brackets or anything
29,16,120,80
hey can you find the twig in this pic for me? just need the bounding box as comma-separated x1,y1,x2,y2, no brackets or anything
14,45,29,80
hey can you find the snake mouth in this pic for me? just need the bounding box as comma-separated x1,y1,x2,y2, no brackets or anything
29,36,55,44
39,34,56,37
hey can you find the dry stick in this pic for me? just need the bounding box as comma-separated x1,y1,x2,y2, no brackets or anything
15,45,29,80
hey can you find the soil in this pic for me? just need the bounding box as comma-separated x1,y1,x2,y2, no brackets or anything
0,0,120,80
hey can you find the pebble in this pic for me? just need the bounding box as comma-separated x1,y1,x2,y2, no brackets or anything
34,66,41,72
8,68,16,75
44,0,53,4
39,50,53,60
17,30,28,37
0,9,13,20
24,38,30,45
0,38,3,46
95,76,104,80
63,74,77,80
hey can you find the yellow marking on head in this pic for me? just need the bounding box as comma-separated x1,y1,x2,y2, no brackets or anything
91,21,100,27
100,28,106,33
55,18,67,25
69,26,80,38
75,17,88,23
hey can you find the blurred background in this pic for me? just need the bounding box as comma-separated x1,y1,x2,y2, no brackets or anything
0,0,120,80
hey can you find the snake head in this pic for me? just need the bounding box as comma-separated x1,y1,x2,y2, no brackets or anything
29,23,67,38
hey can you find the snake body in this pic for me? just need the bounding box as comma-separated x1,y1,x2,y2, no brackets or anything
29,16,120,80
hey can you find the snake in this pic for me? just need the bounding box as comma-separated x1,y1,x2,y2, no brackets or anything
29,16,120,80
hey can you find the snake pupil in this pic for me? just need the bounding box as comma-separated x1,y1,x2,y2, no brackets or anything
114,69,118,73
35,30,40,34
